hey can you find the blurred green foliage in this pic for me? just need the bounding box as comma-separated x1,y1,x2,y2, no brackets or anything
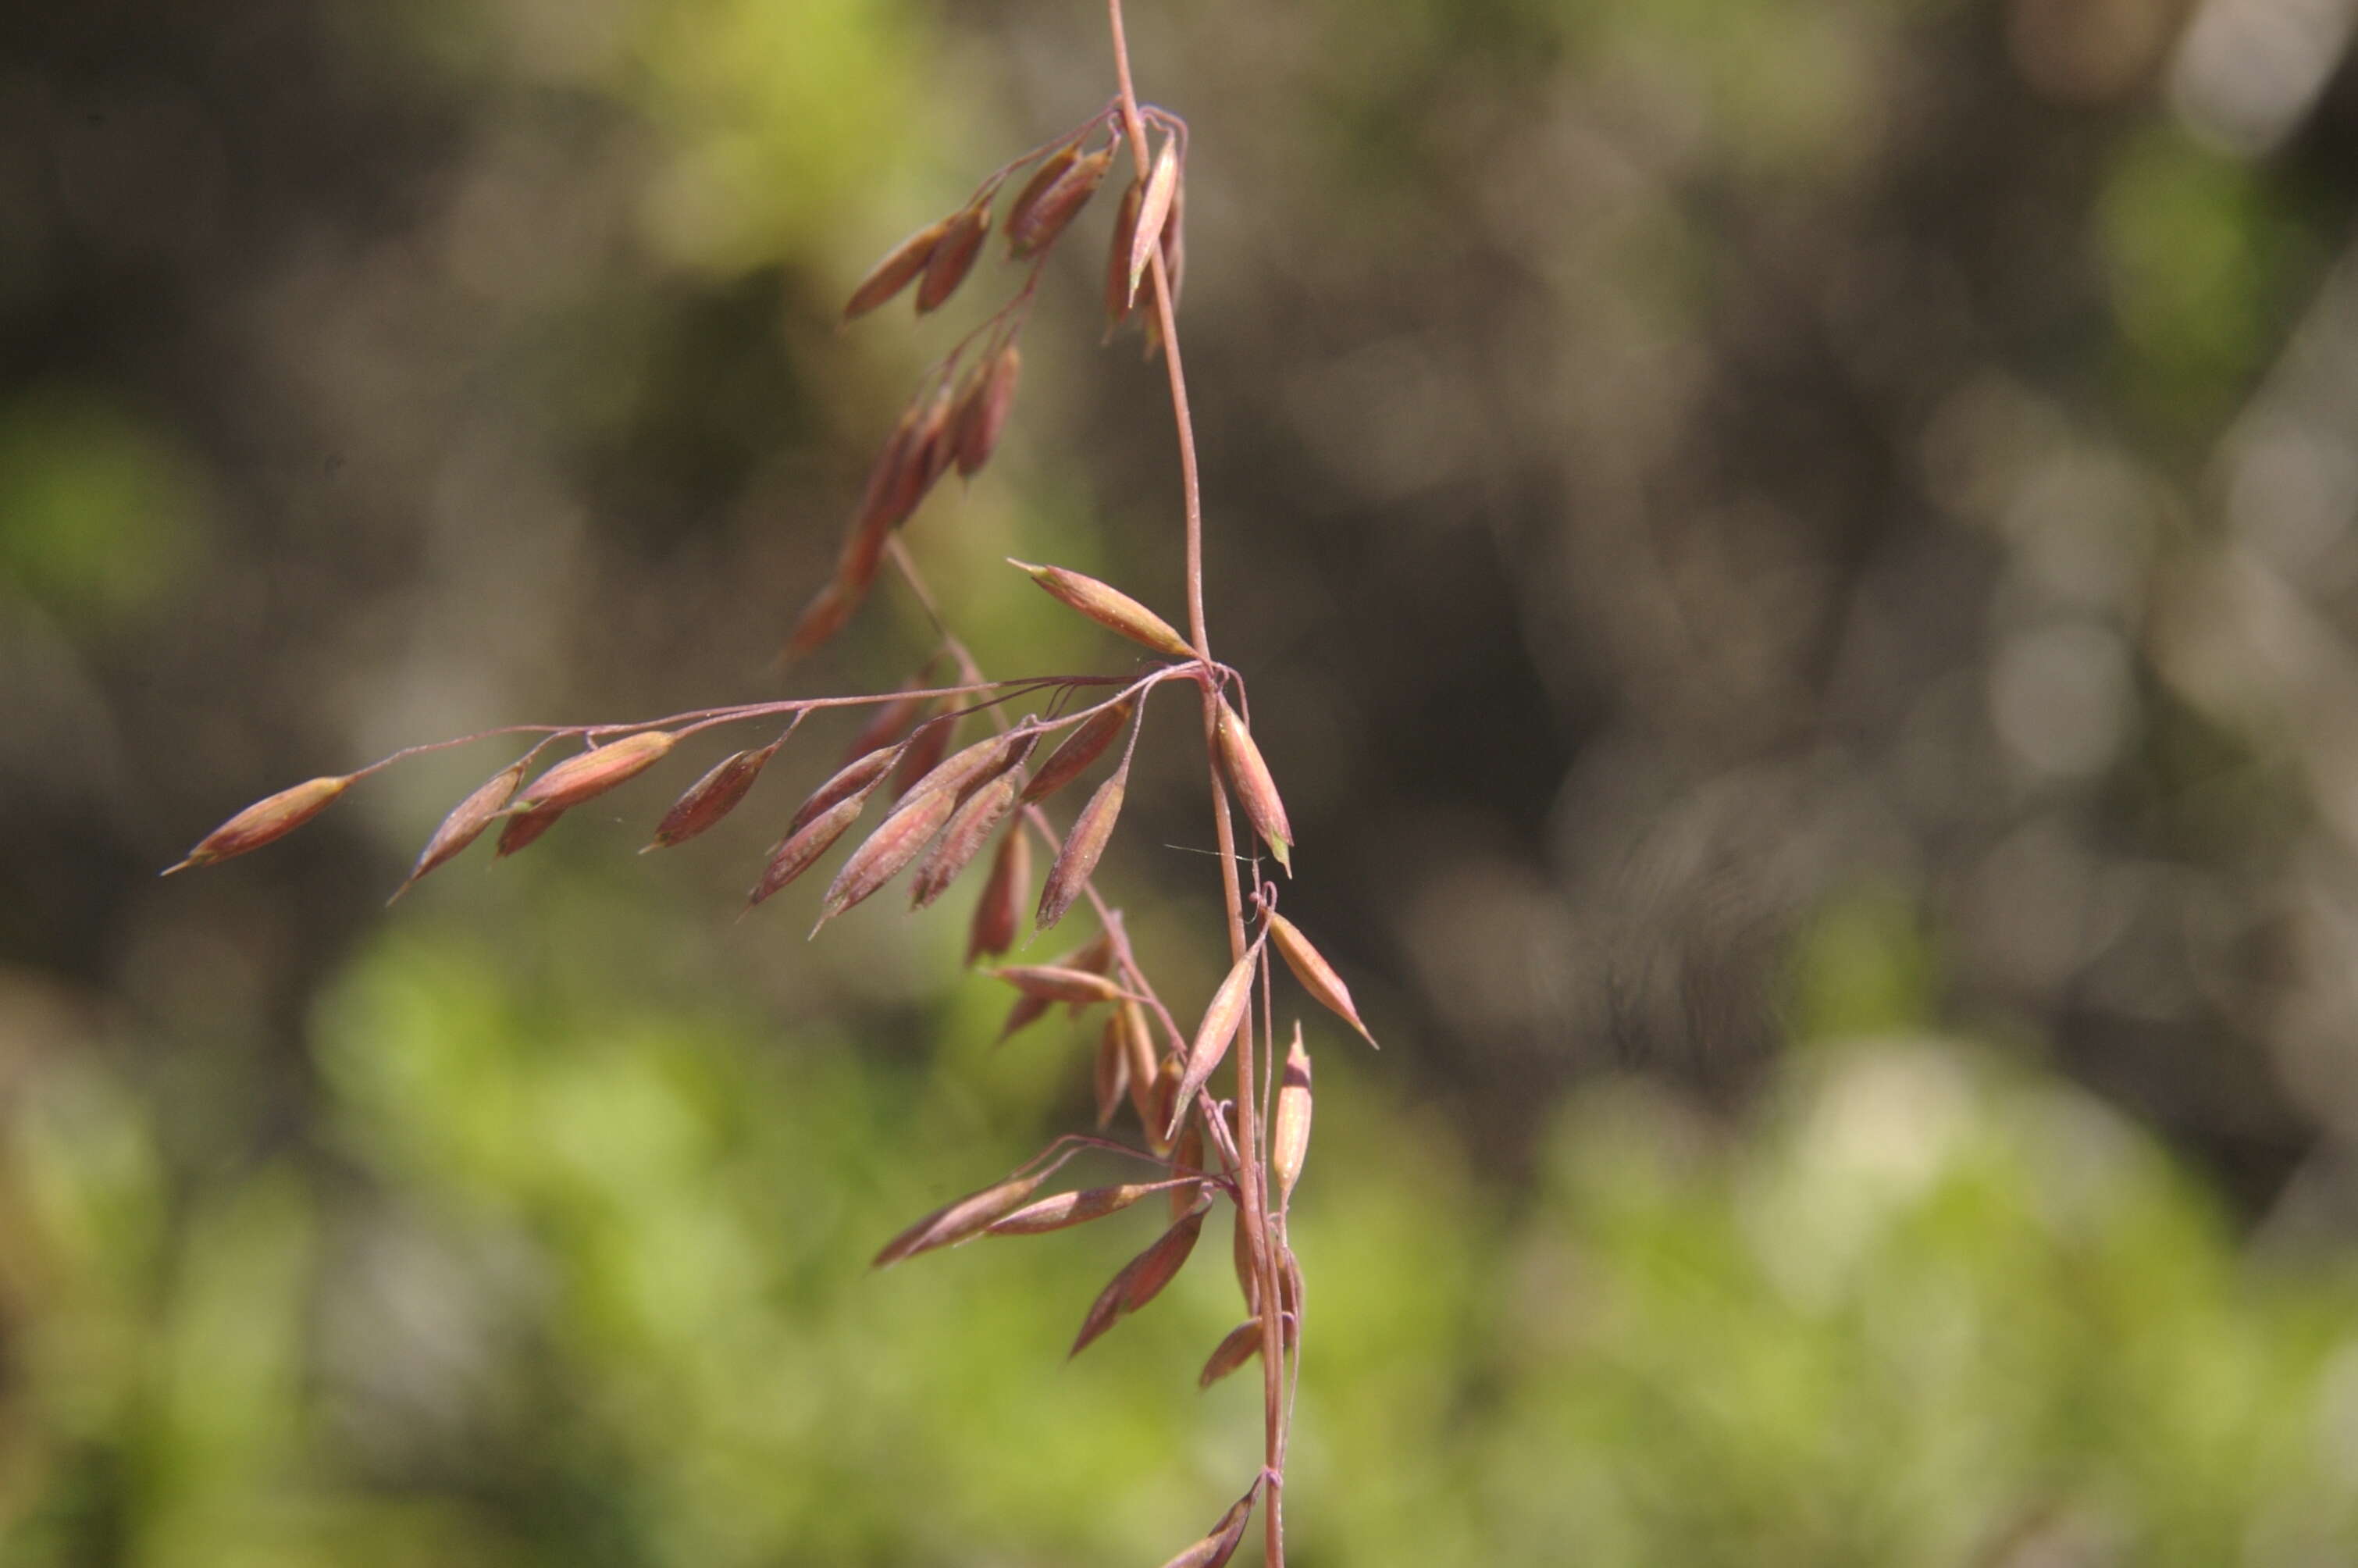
7,906,2358,1566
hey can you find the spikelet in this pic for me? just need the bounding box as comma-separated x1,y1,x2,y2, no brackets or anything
814,782,960,930
843,219,948,319
1036,757,1127,932
785,578,858,660
987,1181,1160,1236
1214,698,1291,873
914,203,988,314
1266,911,1375,1045
1007,559,1195,660
1024,699,1132,804
392,761,525,898
1069,1201,1206,1358
1104,176,1143,336
953,343,1021,479
166,775,354,875
789,744,900,837
991,964,1126,1005
873,1169,1048,1268
1008,143,1114,258
1170,1117,1207,1221
1270,1025,1313,1208
1127,139,1181,306
746,794,867,910
1002,141,1081,244
1092,1016,1130,1127
909,768,1022,909
1167,939,1264,1139
1197,1320,1261,1389
643,740,781,852
965,824,1030,964
1155,1484,1259,1568
1120,999,1162,1131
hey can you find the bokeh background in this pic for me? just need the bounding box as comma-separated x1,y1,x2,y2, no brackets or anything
9,0,2358,1562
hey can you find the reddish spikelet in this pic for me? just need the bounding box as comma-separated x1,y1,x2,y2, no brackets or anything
987,1181,1159,1236
510,732,677,820
1070,1203,1206,1358
1003,141,1082,246
1103,176,1143,337
789,744,900,837
914,204,988,314
848,405,924,560
1157,1486,1259,1568
953,343,1021,479
1059,932,1117,1017
1009,559,1196,660
843,219,948,319
1170,1117,1207,1221
746,793,866,910
901,723,1036,808
965,824,1030,964
643,741,780,852
1127,140,1181,307
1271,1025,1313,1208
997,992,1053,1043
873,1171,1045,1268
495,801,566,857
1266,910,1376,1046
1009,143,1114,258
393,761,526,897
889,713,959,801
991,964,1126,1005
167,775,354,875
1036,759,1127,932
1024,700,1131,804
1214,699,1291,874
815,782,961,929
1093,1016,1130,1127
1197,1320,1262,1389
910,768,1022,910
1120,1000,1161,1130
785,578,859,659
1168,939,1264,1139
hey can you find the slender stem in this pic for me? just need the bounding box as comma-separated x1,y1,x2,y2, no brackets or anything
1108,5,1286,1563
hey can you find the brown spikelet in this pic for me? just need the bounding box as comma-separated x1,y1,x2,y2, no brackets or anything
1271,1025,1313,1209
814,783,960,930
1170,1117,1207,1221
987,1181,1159,1236
786,578,859,659
1266,911,1376,1045
1009,559,1196,661
914,204,988,314
1059,932,1117,1017
953,343,1021,479
910,768,1022,910
513,731,678,817
1197,1320,1262,1389
1070,1202,1206,1358
998,992,1053,1043
1036,758,1127,932
1003,141,1081,244
1120,999,1161,1129
903,723,1036,809
495,801,566,858
991,964,1126,1005
167,774,354,875
889,712,958,800
873,1170,1045,1268
965,824,1030,964
1157,1485,1260,1568
643,741,781,852
1128,139,1181,306
789,744,900,837
1024,699,1131,804
393,761,525,897
1093,1016,1129,1127
1009,143,1114,258
1214,698,1291,874
1103,176,1143,336
1167,939,1264,1139
843,219,948,319
746,793,866,910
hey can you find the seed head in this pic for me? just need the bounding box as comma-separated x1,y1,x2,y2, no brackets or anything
990,964,1126,1006
1023,699,1132,804
842,218,948,320
643,740,780,852
1197,1320,1262,1390
1008,143,1114,258
964,824,1030,964
166,774,354,875
909,768,1022,910
1270,1025,1313,1209
873,1171,1045,1268
914,203,988,314
1214,698,1291,873
393,761,527,899
1036,759,1127,932
1128,139,1181,307
1167,938,1264,1140
1266,911,1376,1046
1008,558,1195,661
